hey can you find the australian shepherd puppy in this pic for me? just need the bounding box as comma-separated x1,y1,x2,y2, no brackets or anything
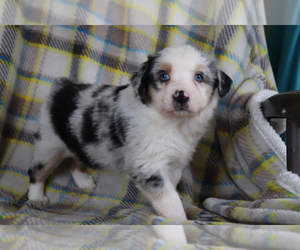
28,45,232,244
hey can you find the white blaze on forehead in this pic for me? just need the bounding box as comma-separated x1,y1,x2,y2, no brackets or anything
153,45,212,79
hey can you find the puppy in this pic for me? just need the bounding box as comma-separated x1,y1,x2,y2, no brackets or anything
28,45,232,242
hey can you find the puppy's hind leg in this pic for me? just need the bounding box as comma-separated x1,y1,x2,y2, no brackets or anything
68,158,95,189
28,142,66,205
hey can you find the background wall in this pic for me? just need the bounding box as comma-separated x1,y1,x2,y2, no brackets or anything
265,0,300,24
266,25,300,92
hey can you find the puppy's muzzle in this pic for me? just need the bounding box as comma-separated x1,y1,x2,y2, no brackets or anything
173,90,189,110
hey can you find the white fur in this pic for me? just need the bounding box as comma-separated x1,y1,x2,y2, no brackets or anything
71,170,96,189
28,183,49,206
153,225,188,246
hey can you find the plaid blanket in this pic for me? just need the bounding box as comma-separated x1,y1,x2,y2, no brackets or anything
0,0,266,25
1,25,300,249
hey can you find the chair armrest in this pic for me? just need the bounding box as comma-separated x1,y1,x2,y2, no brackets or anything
261,91,300,175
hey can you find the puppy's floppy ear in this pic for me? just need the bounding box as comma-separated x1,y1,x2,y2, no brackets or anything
130,55,157,104
215,71,232,98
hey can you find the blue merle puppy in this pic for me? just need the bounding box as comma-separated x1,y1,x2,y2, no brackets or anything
28,45,232,242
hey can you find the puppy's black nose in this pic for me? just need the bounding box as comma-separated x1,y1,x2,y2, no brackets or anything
173,90,189,104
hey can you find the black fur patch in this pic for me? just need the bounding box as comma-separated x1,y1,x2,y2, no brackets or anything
139,55,157,104
28,164,44,183
215,71,232,98
145,173,164,188
109,113,128,148
97,100,109,113
113,85,129,101
81,106,99,143
33,131,41,140
28,170,36,183
131,55,158,105
92,85,112,98
50,79,101,168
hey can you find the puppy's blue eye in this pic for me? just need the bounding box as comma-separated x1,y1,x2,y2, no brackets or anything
195,73,203,82
160,73,170,82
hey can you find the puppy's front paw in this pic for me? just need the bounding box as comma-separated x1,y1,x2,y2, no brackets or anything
72,171,96,189
153,225,187,245
29,195,49,207
28,183,49,206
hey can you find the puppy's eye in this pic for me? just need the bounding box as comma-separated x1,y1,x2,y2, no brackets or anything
160,73,170,82
195,73,203,83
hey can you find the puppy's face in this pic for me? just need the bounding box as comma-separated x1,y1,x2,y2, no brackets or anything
131,45,232,117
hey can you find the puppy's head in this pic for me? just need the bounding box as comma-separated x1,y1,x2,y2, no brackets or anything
131,45,232,117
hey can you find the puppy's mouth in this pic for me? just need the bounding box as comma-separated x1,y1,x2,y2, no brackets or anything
167,107,197,117
174,106,189,112
171,102,193,115
161,100,199,117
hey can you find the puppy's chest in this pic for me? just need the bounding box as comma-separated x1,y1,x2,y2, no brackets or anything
157,133,193,161
131,123,198,162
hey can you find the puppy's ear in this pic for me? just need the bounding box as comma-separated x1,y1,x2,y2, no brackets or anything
215,71,232,98
130,55,157,104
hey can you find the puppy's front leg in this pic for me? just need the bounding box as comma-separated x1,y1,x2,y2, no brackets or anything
135,170,187,244
137,171,187,221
